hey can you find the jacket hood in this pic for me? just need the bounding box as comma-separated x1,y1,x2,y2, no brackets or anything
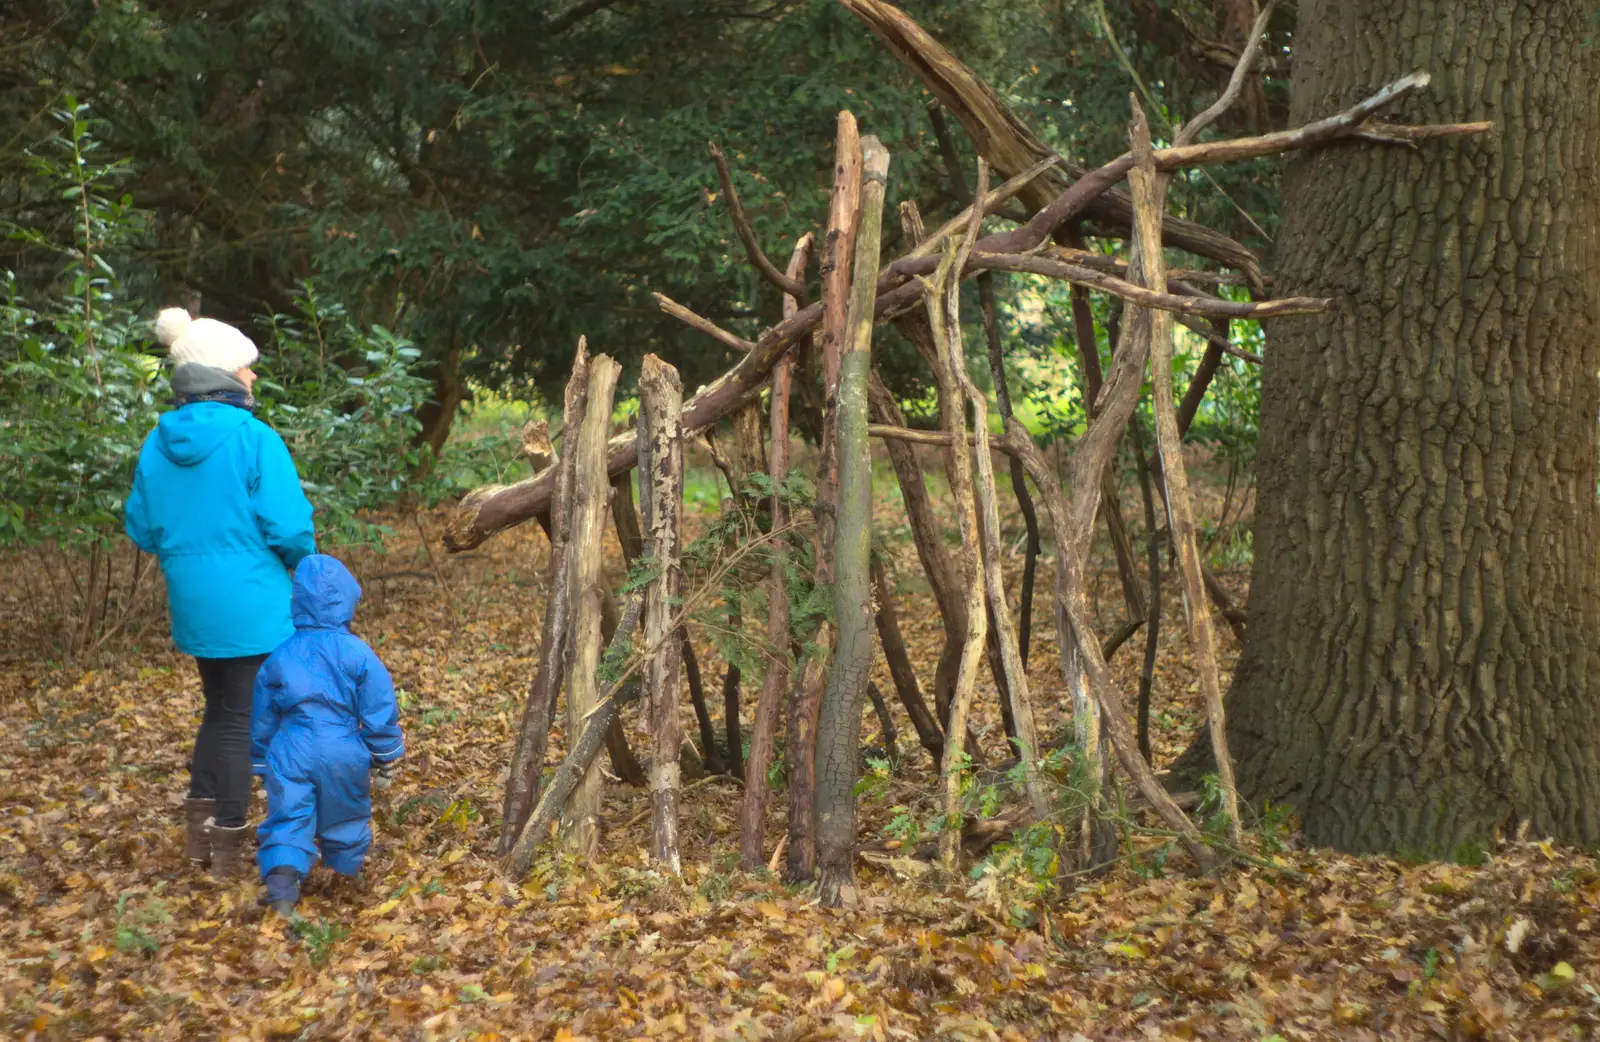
291,554,363,630
155,401,253,466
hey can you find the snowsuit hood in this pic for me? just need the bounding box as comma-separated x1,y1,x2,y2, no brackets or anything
291,554,363,631
154,401,253,466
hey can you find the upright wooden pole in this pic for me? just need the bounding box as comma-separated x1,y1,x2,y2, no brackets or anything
639,353,687,873
815,133,891,908
560,353,623,857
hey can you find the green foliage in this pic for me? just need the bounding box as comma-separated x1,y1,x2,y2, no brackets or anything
257,285,442,548
1,108,441,559
288,915,349,967
0,100,159,553
112,893,171,956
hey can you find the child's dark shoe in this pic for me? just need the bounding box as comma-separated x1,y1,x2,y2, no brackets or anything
263,866,301,916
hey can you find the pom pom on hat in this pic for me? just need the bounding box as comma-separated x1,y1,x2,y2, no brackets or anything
154,307,259,372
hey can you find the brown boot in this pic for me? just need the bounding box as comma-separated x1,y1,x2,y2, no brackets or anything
208,821,251,880
184,798,216,865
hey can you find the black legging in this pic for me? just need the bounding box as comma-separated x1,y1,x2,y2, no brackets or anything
191,654,268,827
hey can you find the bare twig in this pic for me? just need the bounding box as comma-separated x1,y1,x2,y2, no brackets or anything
1175,0,1281,148
445,72,1481,554
653,292,755,353
708,142,808,300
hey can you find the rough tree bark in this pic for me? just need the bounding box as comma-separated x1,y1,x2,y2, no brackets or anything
639,353,686,873
814,134,890,908
1214,0,1600,854
559,354,622,857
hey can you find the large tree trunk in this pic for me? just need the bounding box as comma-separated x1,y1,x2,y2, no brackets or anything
1220,0,1600,854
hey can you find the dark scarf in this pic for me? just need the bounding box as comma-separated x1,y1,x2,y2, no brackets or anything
171,363,258,411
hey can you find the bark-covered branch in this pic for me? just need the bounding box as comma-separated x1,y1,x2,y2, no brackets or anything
443,69,1476,553
708,142,808,300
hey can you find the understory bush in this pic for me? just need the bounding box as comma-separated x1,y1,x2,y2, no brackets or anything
0,102,440,660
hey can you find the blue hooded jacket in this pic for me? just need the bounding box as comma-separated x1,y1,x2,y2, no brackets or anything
251,555,404,877
124,400,316,657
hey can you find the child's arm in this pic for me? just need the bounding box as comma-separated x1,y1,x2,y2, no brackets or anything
250,658,284,776
354,643,405,765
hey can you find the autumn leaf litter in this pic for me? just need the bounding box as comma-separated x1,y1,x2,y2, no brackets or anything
3,499,1599,1041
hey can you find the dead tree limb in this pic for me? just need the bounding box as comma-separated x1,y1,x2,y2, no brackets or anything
708,142,809,300
871,557,944,763
741,232,811,871
498,341,589,856
787,111,862,883
950,163,1049,822
1002,417,1212,869
1131,98,1241,846
815,134,890,908
923,179,990,873
639,353,687,873
443,72,1481,554
560,353,622,857
504,675,643,880
930,105,1046,675
867,370,962,728
653,292,756,354
1133,423,1162,766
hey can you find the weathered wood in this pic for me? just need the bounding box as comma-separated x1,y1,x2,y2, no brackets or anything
950,163,1049,825
922,183,990,873
719,402,769,782
867,365,965,729
814,133,890,908
1001,415,1211,869
560,353,622,857
741,232,811,871
639,353,687,873
504,673,642,880
1133,423,1162,766
1132,105,1241,847
788,111,862,884
930,105,1044,673
442,71,1468,554
682,630,723,774
498,341,589,856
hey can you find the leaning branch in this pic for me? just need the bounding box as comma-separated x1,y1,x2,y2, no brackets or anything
709,142,808,300
443,74,1483,552
653,292,756,353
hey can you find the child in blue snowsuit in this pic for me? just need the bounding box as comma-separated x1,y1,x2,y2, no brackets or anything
251,554,404,914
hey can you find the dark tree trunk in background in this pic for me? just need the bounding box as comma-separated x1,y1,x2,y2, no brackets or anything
417,336,466,457
1216,0,1600,854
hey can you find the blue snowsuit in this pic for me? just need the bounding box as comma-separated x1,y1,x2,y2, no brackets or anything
124,400,316,657
251,555,404,878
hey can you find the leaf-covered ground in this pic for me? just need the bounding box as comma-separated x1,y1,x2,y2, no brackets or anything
3,467,1599,1040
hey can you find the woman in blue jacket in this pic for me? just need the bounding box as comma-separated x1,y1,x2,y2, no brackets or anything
124,308,316,879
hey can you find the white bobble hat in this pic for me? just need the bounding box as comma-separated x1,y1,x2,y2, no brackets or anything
154,307,259,372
